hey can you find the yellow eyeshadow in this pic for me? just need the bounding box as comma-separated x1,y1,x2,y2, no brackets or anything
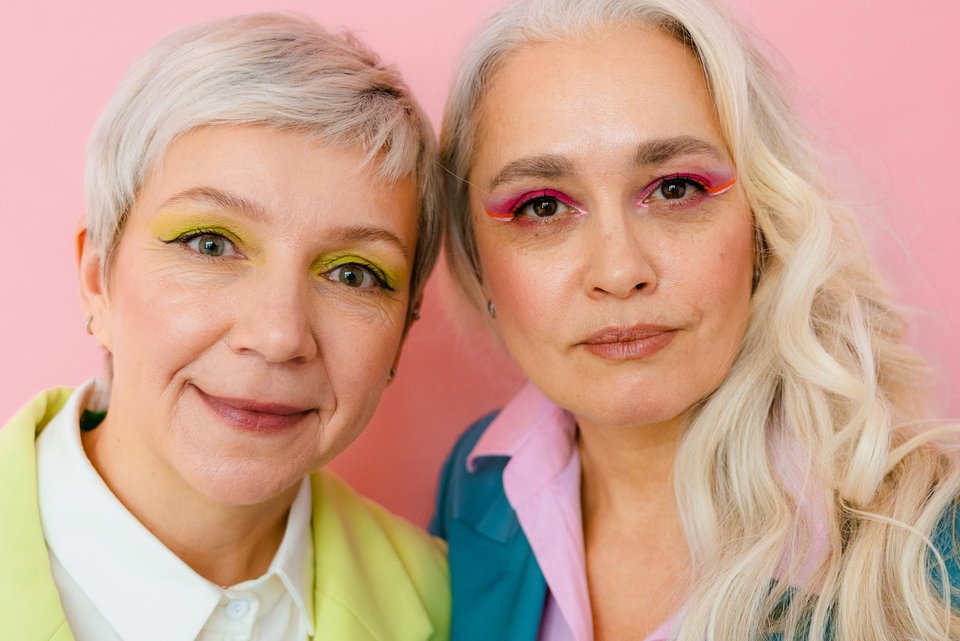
313,253,406,290
149,211,250,246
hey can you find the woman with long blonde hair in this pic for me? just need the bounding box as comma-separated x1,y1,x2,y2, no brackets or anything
430,0,960,639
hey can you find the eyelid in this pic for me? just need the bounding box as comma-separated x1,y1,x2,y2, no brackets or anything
638,173,737,204
316,255,396,291
164,227,245,258
165,226,241,245
484,189,583,221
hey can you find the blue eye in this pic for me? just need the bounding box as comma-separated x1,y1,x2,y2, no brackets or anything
326,264,387,290
175,231,240,258
191,235,227,256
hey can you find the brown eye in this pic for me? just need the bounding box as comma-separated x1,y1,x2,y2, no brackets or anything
531,198,558,217
518,196,572,219
659,180,688,200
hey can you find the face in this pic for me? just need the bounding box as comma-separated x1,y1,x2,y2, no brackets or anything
469,26,755,433
81,125,419,505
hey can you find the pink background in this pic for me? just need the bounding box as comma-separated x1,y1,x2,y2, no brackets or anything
1,0,958,527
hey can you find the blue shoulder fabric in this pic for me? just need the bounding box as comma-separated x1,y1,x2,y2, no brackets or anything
930,502,960,608
430,416,960,641
430,412,547,641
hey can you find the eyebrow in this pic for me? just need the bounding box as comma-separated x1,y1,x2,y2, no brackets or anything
487,136,726,189
331,224,411,260
158,186,268,223
488,154,574,190
159,186,410,259
634,135,726,165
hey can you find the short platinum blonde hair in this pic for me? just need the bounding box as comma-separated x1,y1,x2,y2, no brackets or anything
86,12,441,308
442,1,960,639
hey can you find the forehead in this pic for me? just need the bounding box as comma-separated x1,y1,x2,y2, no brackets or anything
472,25,725,173
137,125,419,243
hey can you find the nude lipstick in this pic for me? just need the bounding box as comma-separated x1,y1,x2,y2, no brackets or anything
581,324,676,360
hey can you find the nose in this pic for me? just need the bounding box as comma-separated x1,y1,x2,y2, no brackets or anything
227,267,319,363
582,204,658,299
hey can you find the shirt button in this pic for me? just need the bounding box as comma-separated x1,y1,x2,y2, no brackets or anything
226,598,251,619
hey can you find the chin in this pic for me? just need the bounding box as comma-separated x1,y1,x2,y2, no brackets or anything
181,455,312,507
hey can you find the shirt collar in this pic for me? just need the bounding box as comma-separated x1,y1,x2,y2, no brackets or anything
36,379,314,641
267,471,315,635
467,384,575,465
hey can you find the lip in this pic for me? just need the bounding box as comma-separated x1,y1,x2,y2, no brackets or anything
193,385,315,434
581,324,677,360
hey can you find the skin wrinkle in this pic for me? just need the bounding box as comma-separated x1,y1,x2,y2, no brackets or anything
467,26,754,639
78,124,419,585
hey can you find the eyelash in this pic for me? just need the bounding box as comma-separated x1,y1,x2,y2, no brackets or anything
323,261,394,293
167,228,241,258
166,231,394,293
492,172,730,224
504,190,583,225
639,174,711,206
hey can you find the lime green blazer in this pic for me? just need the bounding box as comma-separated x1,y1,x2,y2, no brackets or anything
0,388,450,641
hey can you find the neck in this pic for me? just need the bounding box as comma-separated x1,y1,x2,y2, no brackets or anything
578,414,685,528
81,417,298,587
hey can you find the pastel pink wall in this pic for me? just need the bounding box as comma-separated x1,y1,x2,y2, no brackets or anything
1,0,957,527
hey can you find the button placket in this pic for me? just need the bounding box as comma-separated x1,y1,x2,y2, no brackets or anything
219,591,260,641
226,598,251,620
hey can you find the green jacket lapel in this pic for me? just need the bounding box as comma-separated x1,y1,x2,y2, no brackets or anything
0,388,76,641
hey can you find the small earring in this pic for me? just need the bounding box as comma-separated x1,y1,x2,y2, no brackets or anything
387,367,397,382
411,306,421,321
84,316,94,335
487,300,496,319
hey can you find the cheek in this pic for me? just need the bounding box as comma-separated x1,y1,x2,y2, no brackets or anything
683,217,755,358
107,262,230,376
477,234,569,338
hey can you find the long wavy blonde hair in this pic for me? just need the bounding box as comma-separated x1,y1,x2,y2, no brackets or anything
440,0,960,638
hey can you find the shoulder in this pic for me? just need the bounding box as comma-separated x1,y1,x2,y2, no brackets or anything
314,468,446,560
429,411,505,537
1,387,73,440
931,501,960,606
0,388,75,641
444,411,501,476
310,469,450,638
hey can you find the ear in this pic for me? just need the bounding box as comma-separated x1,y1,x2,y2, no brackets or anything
388,293,425,384
76,221,113,351
401,293,424,338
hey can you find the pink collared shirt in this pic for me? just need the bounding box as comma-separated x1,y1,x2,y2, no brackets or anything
467,384,678,641
467,383,827,641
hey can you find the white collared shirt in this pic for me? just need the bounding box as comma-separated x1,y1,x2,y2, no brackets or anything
36,379,315,641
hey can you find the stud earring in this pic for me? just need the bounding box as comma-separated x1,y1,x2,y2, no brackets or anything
84,316,94,335
411,306,421,321
487,300,496,319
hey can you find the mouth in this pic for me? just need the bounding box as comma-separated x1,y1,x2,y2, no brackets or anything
192,384,316,434
580,324,677,361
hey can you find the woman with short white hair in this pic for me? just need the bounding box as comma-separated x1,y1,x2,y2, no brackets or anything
431,0,960,639
0,13,448,641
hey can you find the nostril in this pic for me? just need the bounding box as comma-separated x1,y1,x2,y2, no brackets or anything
635,283,644,290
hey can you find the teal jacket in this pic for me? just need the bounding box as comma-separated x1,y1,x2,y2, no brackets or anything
0,388,451,641
430,413,960,641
